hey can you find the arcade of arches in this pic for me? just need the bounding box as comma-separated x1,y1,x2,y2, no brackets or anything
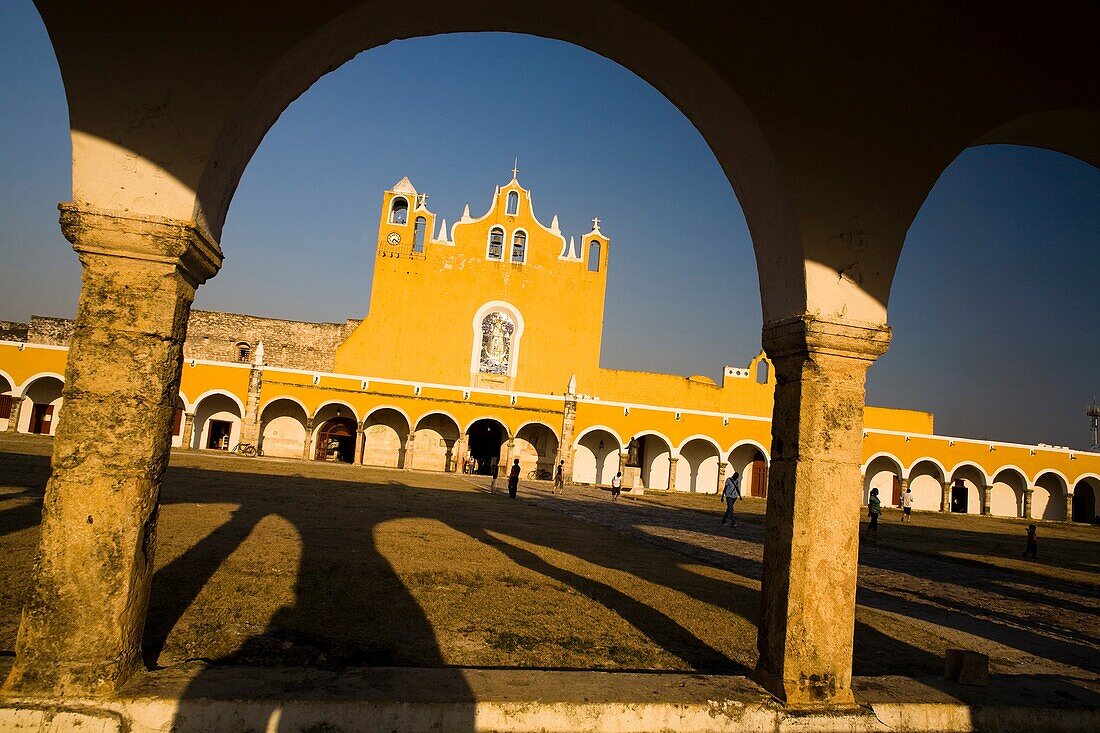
3,1,1099,712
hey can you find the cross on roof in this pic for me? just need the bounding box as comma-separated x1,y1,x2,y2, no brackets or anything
511,158,519,179
417,192,429,207
591,216,601,230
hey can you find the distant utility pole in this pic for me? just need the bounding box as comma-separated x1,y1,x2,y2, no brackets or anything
1089,397,1100,449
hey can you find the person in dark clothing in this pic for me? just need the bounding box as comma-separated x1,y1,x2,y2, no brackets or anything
1023,524,1038,558
508,458,521,498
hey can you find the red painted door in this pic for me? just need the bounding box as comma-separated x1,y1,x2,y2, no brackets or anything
751,459,768,498
30,403,54,434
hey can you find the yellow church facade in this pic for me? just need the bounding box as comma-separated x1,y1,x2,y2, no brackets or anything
2,175,1097,524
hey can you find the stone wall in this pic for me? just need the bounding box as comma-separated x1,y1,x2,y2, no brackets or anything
17,311,360,372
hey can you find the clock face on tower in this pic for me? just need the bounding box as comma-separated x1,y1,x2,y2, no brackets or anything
387,231,401,245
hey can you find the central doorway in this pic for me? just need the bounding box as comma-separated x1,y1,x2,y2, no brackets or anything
467,419,506,475
317,417,357,463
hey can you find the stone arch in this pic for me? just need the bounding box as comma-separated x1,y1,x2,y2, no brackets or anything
862,453,904,507
17,374,65,435
514,422,559,479
906,458,946,512
0,370,18,432
315,416,358,463
632,430,673,491
1032,471,1069,521
990,466,1029,518
313,400,359,424
363,406,412,468
410,411,462,472
949,462,989,515
726,440,770,499
677,436,722,494
190,389,245,415
259,397,309,459
572,427,622,486
463,416,508,475
192,391,243,450
1072,475,1099,524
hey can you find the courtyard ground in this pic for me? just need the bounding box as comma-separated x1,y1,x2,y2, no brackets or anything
0,433,1096,688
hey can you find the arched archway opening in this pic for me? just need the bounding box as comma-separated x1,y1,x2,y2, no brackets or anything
677,438,721,494
259,398,309,458
0,373,16,431
193,393,242,450
18,375,64,435
316,417,358,463
572,429,621,485
906,459,945,512
465,418,507,475
862,455,903,507
990,468,1028,518
1033,472,1068,521
410,412,461,472
1072,478,1098,523
363,408,411,468
514,423,558,480
727,443,768,498
949,464,987,515
635,433,672,491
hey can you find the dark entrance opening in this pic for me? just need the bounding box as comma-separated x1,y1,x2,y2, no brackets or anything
951,480,968,513
317,417,357,463
29,403,54,435
1072,484,1096,523
207,419,232,450
891,475,902,507
468,419,505,475
751,454,769,498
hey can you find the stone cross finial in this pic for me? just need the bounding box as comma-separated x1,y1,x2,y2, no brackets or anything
567,373,577,395
254,340,264,366
591,216,601,230
512,158,519,179
417,193,429,208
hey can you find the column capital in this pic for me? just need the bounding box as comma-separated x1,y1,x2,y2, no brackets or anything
762,315,892,362
59,203,223,286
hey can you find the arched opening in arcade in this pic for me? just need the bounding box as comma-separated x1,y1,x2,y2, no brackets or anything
465,417,507,475
514,422,558,480
949,464,987,515
634,433,672,491
1071,477,1098,523
862,454,903,507
16,375,64,435
192,392,243,450
572,428,621,486
410,412,461,472
989,467,1028,518
0,373,14,431
362,407,410,468
259,398,309,459
677,437,721,494
1032,471,1069,521
726,442,769,499
313,403,358,463
907,459,946,512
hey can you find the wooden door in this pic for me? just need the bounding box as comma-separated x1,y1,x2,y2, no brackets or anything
30,403,54,434
751,459,768,498
892,475,902,506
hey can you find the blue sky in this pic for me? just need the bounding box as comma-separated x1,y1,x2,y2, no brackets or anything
1,2,1097,448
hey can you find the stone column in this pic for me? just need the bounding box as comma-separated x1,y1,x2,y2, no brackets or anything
1065,492,1074,522
753,315,890,708
558,386,577,483
4,205,221,696
454,433,469,473
1023,487,1034,518
981,484,993,515
667,455,679,492
180,412,196,450
403,432,416,469
239,365,263,446
502,439,515,476
354,423,366,465
940,480,952,513
5,396,23,432
302,418,314,460
717,462,727,495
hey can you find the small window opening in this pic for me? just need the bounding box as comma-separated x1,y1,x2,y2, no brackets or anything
389,197,408,225
413,217,427,252
236,342,252,363
511,231,527,262
587,240,601,272
506,191,519,216
488,227,505,260
756,360,769,384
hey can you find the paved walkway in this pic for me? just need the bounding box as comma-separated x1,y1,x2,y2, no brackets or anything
471,478,1099,680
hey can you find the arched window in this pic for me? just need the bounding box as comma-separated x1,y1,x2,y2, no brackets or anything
389,197,408,225
506,190,519,216
756,359,770,384
587,240,601,272
511,231,527,263
413,217,427,252
236,342,251,363
479,311,515,375
487,227,505,260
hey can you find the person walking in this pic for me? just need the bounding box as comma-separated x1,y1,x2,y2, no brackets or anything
553,460,565,494
611,471,623,501
1023,524,1038,558
721,470,741,527
508,458,521,498
865,487,881,542
900,487,914,523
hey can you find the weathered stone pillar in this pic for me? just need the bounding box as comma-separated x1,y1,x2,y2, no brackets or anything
5,396,23,432
981,484,993,515
180,411,195,449
717,462,727,495
753,315,890,708
302,418,314,460
454,433,469,473
354,423,366,465
502,439,515,476
4,205,221,696
239,365,263,446
403,432,416,469
940,480,952,513
558,378,577,483
1065,492,1074,522
1023,487,1034,518
668,455,679,491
